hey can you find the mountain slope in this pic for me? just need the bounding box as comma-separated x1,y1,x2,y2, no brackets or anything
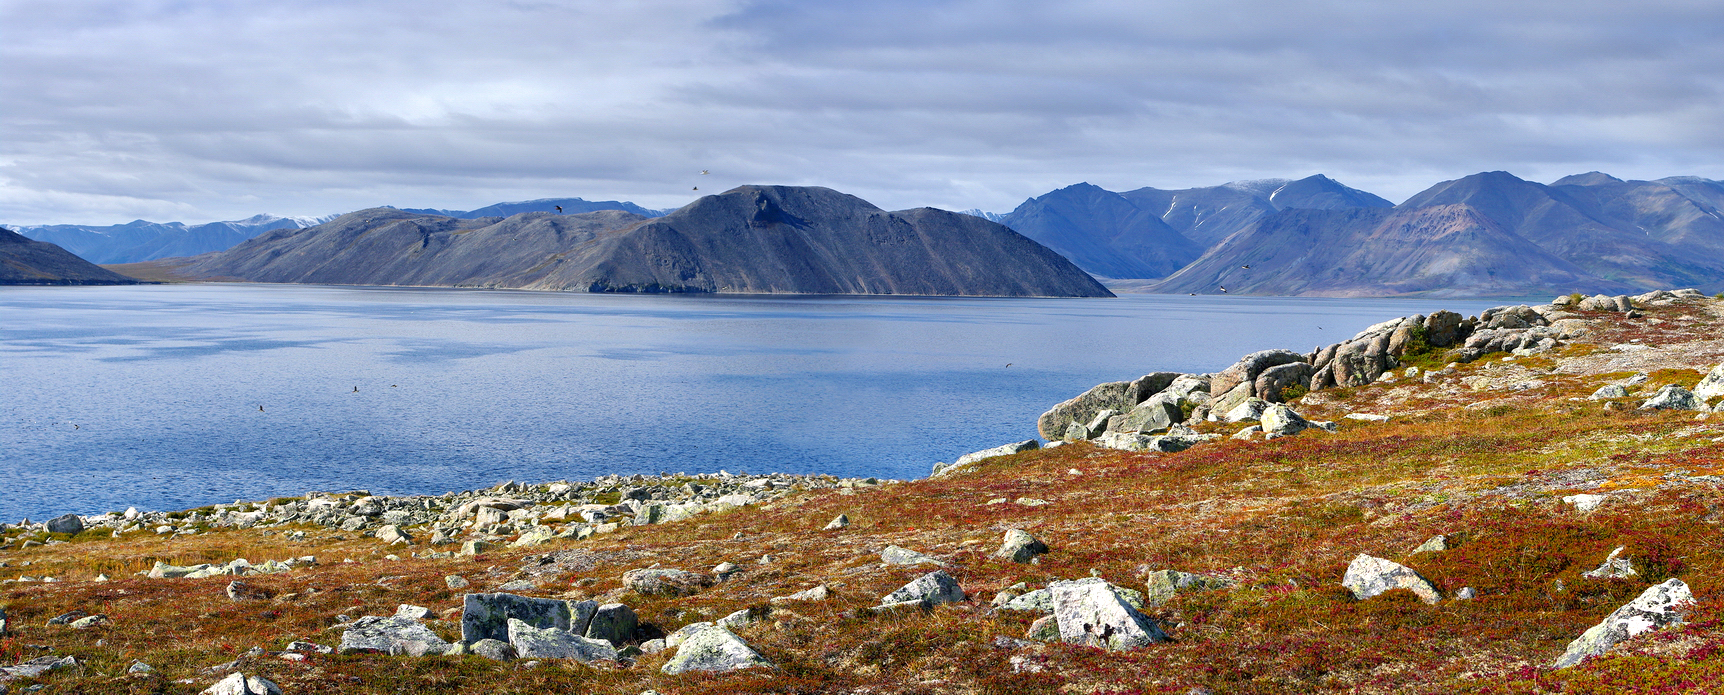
1121,174,1395,249
181,186,1112,297
15,215,325,264
398,197,665,219
0,227,141,285
1147,205,1634,297
997,183,1202,279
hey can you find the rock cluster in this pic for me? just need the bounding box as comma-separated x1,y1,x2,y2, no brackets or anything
1553,579,1692,668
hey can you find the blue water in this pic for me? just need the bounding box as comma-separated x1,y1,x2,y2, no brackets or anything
0,284,1505,521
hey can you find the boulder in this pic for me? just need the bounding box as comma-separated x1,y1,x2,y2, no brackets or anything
507,618,617,662
338,615,450,655
445,575,470,590
1260,404,1334,437
660,624,774,675
1222,397,1269,423
1412,535,1447,554
1117,394,1185,433
45,513,84,535
1580,547,1638,579
469,638,516,661
881,545,946,567
1255,362,1313,402
1048,577,1169,651
1639,384,1704,411
461,593,579,643
394,604,433,620
993,529,1049,563
1341,554,1441,604
999,588,1055,613
1589,384,1629,400
225,581,272,601
622,568,714,596
585,603,637,645
1207,381,1257,418
1423,310,1466,347
1553,578,1692,668
880,570,966,608
1037,376,1178,441
1211,350,1306,398
823,514,850,530
945,440,1040,472
770,585,831,604
1,655,75,679
1695,364,1724,402
202,673,283,695
1563,494,1608,512
1092,431,1218,452
376,524,412,545
1144,569,1234,605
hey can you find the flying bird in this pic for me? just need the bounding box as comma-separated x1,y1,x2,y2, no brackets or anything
693,187,699,191
700,170,709,175
353,386,359,393
1005,363,1013,368
555,205,563,213
1219,286,1228,293
1241,264,1251,269
258,405,265,412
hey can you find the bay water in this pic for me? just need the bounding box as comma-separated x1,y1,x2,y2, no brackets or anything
0,284,1505,521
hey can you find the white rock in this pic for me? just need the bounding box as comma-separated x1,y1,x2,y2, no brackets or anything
1554,579,1692,668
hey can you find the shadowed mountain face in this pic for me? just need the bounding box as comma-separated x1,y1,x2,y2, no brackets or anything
1147,205,1635,297
1401,171,1724,291
1123,174,1395,248
179,186,1112,297
398,197,664,219
998,183,1203,279
0,228,140,285
14,215,323,264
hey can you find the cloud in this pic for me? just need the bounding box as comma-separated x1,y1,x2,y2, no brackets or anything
3,0,1722,224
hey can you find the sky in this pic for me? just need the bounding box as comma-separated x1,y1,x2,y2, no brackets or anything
3,0,1722,226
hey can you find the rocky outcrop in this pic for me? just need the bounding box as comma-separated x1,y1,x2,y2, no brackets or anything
1048,578,1169,651
506,618,617,663
660,624,774,675
994,529,1049,563
338,616,451,656
1341,554,1441,605
879,570,966,609
1553,579,1692,668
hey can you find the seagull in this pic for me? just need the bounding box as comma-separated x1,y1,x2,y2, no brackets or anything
700,170,709,175
1005,363,1013,368
555,205,563,213
73,424,79,429
258,405,265,412
693,187,699,191
353,386,359,393
1219,286,1228,293
1241,264,1251,269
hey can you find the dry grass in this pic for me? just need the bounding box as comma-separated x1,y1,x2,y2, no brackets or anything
5,299,1724,693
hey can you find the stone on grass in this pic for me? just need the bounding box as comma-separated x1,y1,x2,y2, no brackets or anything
1563,494,1608,512
1412,535,1448,554
1048,577,1169,651
660,624,774,675
226,581,272,601
339,615,451,655
1343,413,1390,422
585,603,637,645
284,641,332,654
459,540,492,556
934,439,1040,477
1696,363,1724,401
622,568,714,596
1589,384,1629,400
376,524,412,545
1025,615,1060,642
993,529,1049,563
1000,588,1054,613
1581,547,1638,579
881,570,966,608
1223,398,1269,423
444,575,469,590
1144,570,1234,605
128,661,154,673
823,514,850,530
394,604,432,620
1553,578,1692,668
68,614,110,629
470,638,516,661
881,545,946,567
1640,384,1704,411
461,593,578,643
1260,404,1334,437
202,673,283,695
1456,587,1477,600
1,655,75,679
507,618,618,663
770,585,831,604
45,513,84,535
1341,554,1441,604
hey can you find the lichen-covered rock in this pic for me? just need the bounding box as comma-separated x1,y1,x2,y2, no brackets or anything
1211,350,1306,398
1553,578,1692,668
943,440,1040,473
622,568,714,596
1048,577,1169,651
202,673,283,695
1696,363,1724,401
507,618,617,662
338,615,450,655
881,570,966,608
45,513,84,535
1221,397,1269,423
1412,535,1447,554
1589,384,1629,400
881,545,946,567
461,593,578,643
1260,404,1335,437
469,638,516,661
1144,569,1234,605
1341,554,1441,604
660,624,774,675
585,603,637,645
1640,384,1704,411
1580,546,1638,579
993,529,1049,563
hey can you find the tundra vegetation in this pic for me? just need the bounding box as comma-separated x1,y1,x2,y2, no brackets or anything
2,292,1724,694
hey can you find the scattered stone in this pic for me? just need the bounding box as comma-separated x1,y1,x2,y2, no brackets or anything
469,638,516,661
444,575,470,590
1563,494,1608,512
339,615,451,655
935,440,1040,477
585,603,638,645
823,514,850,530
718,608,758,629
1554,578,1692,668
45,610,87,625
495,579,540,592
1144,569,1234,605
1640,384,1704,411
1260,404,1335,437
1025,615,1060,642
68,614,110,629
1581,546,1638,579
201,673,283,695
1343,413,1390,422
1589,384,1629,400
1696,363,1724,401
1412,535,1448,554
660,624,774,675
622,568,714,596
1341,554,1441,604
461,593,580,643
1,655,75,679
376,524,412,545
459,540,493,556
1047,577,1169,651
226,581,272,601
770,585,831,604
507,618,618,663
993,529,1049,563
881,545,946,567
127,661,153,674
999,588,1054,613
1231,425,1262,440
1455,587,1477,600
284,641,332,654
44,513,84,535
394,604,433,620
880,570,967,608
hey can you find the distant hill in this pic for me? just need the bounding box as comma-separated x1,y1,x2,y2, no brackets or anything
1121,174,1395,248
998,183,1203,279
0,227,140,285
13,214,330,265
397,197,666,219
1147,205,1635,297
174,186,1112,297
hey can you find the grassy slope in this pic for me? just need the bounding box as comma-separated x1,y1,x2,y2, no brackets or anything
4,300,1724,694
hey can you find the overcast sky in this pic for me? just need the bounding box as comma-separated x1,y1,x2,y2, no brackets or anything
4,0,1722,225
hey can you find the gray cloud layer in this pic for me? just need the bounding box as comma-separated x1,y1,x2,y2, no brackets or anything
4,0,1722,224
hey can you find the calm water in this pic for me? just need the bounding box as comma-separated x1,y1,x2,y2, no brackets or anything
0,284,1505,521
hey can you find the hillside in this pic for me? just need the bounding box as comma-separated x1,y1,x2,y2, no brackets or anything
4,291,1723,694
1147,205,1638,297
0,227,140,285
177,185,1113,297
14,215,326,265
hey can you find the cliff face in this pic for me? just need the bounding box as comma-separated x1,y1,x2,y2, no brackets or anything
0,227,140,285
181,186,1113,297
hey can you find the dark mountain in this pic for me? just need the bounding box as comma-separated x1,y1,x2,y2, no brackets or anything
997,183,1202,279
178,186,1112,297
398,197,665,219
14,214,325,264
1147,205,1634,297
0,228,140,285
1401,171,1724,290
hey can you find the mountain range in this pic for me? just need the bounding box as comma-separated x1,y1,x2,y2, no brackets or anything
167,186,1112,297
0,227,140,285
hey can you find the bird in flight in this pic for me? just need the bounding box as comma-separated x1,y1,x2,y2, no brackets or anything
258,405,265,412
700,170,709,175
352,386,359,393
693,187,699,191
1005,363,1013,368
1241,264,1251,269
1219,286,1228,293
555,205,563,213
